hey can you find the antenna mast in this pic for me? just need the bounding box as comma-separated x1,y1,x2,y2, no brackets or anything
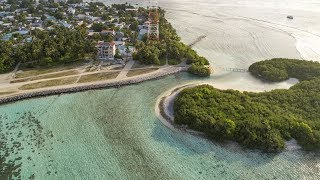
147,1,159,40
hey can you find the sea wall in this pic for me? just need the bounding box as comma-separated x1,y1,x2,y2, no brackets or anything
0,67,187,105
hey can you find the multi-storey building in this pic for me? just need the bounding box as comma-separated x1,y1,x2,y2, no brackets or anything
96,41,116,60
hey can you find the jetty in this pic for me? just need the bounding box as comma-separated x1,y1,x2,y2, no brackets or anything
188,35,206,47
214,66,248,73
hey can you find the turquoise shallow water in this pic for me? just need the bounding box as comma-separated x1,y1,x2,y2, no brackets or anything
1,72,319,179
2,0,320,178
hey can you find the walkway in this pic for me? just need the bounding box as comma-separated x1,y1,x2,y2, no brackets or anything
116,60,135,79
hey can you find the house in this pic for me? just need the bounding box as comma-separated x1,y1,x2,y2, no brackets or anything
3,15,14,21
100,29,115,36
114,41,125,47
26,16,41,22
32,20,43,28
143,21,150,29
2,22,12,28
138,15,146,22
125,8,138,12
138,28,148,40
67,7,76,15
117,45,135,57
115,31,124,41
77,20,84,26
96,41,116,60
76,14,86,20
45,15,56,22
25,37,33,43
114,22,124,29
88,31,99,36
1,30,29,41
74,2,88,8
0,11,11,18
59,21,73,29
54,0,67,3
1,33,12,41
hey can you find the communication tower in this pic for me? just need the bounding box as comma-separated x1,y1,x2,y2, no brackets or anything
147,1,159,40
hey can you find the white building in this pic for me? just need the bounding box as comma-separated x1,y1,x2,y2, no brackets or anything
76,14,86,20
96,41,116,60
3,15,14,21
67,7,76,15
100,29,115,36
118,45,135,57
54,0,67,3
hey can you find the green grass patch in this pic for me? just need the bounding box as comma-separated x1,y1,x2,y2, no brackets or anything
0,91,16,96
11,70,79,83
77,72,119,83
127,68,159,77
131,61,148,69
16,61,86,78
168,59,180,65
19,77,78,90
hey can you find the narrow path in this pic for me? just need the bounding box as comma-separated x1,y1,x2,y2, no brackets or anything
12,62,21,79
116,60,135,79
0,62,21,86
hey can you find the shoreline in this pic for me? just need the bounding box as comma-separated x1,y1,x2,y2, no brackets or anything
154,82,208,135
0,66,187,105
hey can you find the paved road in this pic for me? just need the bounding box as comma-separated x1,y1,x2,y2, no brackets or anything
116,60,135,79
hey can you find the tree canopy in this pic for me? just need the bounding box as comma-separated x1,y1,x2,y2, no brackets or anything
174,59,320,152
133,8,210,76
0,26,95,73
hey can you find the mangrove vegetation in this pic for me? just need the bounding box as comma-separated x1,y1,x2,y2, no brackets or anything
174,58,320,152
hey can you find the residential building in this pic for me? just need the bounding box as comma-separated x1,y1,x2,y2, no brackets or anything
54,0,67,3
115,31,124,41
114,41,125,47
76,14,86,20
68,7,76,15
117,45,135,57
59,21,73,29
100,29,115,36
96,41,116,60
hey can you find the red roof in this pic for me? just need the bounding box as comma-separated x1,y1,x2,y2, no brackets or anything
96,41,115,47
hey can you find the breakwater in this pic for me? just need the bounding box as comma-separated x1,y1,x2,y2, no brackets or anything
0,67,187,105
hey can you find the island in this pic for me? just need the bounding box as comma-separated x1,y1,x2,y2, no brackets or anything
0,0,211,102
173,58,320,152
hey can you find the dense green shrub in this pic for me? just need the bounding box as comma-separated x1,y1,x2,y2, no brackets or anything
188,64,211,77
249,58,320,82
0,26,95,73
174,59,320,152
